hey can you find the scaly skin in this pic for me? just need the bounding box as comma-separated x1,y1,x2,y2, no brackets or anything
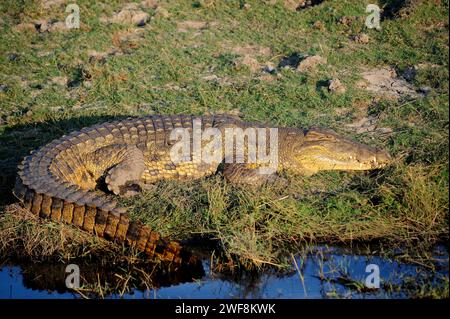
13,115,391,263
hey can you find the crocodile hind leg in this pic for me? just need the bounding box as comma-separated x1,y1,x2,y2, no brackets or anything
103,145,146,197
222,163,284,186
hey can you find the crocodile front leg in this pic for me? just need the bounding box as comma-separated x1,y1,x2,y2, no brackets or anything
83,144,146,197
104,145,146,196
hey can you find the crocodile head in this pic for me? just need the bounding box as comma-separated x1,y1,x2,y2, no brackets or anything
293,127,391,175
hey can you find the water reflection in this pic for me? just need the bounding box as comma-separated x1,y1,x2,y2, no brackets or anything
0,246,447,299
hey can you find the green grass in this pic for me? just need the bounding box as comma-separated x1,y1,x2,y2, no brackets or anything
0,0,448,270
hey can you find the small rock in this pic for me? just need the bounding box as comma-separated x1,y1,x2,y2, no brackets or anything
133,11,151,26
34,20,50,32
313,20,325,31
338,16,356,27
353,33,370,44
0,84,8,93
240,55,260,73
328,78,346,94
243,3,251,10
296,55,327,72
263,62,276,74
298,0,320,9
110,8,150,26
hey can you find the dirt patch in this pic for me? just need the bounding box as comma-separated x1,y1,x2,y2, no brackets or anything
50,76,68,86
13,23,36,32
100,1,164,26
221,41,272,57
358,67,421,100
297,55,327,72
40,0,66,9
109,3,151,26
13,19,89,33
111,28,148,51
201,74,234,86
15,20,67,33
218,42,272,74
345,115,385,134
88,49,123,63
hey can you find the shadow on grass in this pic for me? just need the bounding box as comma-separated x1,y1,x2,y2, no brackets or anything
315,79,331,99
379,0,410,20
0,114,130,205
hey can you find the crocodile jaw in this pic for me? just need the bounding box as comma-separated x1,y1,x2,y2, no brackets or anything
296,127,392,174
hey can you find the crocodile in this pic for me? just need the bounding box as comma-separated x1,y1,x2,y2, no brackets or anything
13,114,391,264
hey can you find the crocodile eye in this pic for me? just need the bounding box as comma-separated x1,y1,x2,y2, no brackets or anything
307,132,335,141
307,127,339,142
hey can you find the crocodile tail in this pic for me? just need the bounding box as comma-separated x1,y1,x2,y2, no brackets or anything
12,126,197,265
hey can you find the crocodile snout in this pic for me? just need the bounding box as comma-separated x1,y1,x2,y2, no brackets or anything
358,147,392,168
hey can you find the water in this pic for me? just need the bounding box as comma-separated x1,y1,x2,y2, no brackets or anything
1,246,447,299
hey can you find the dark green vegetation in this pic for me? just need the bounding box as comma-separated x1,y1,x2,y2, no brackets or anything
0,0,448,298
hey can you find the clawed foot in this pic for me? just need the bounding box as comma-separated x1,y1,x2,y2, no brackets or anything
105,164,144,197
